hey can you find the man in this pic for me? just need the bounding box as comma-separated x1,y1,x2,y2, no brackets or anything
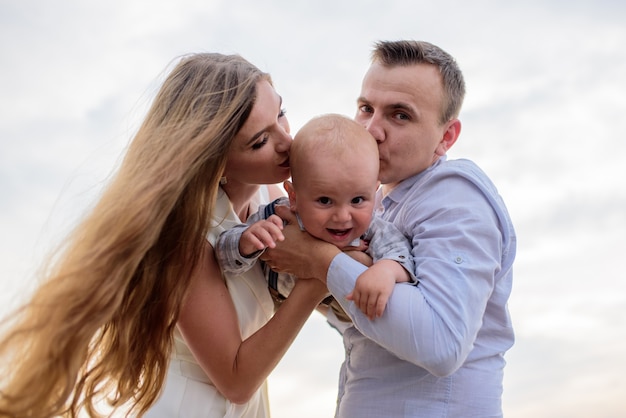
264,40,516,417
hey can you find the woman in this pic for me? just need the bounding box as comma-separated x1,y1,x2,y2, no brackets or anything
0,53,328,417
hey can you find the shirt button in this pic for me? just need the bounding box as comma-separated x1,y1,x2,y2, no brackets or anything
454,256,463,264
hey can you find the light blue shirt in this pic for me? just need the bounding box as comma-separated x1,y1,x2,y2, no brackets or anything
327,156,516,417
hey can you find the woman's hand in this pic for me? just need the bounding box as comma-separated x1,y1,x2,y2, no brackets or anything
291,273,330,302
261,205,340,282
343,248,373,266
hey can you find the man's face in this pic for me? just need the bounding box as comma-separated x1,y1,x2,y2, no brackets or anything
355,62,458,189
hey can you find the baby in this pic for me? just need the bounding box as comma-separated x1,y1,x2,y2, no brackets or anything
216,114,416,321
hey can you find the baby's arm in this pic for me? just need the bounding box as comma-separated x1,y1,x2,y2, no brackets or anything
239,215,284,256
216,197,288,274
346,217,416,320
347,259,410,320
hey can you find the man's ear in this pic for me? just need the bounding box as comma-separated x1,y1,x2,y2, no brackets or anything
283,180,298,213
435,119,461,156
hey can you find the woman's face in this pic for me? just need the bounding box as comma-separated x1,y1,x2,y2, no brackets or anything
223,80,292,185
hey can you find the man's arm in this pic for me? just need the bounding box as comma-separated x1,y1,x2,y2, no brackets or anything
325,254,465,373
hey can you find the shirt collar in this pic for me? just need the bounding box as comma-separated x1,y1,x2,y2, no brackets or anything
379,155,446,206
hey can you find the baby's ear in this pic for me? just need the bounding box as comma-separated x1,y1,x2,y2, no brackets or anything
283,180,298,212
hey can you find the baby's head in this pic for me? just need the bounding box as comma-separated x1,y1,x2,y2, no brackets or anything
286,114,380,248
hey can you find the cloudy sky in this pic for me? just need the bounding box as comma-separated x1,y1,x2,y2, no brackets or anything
1,0,625,417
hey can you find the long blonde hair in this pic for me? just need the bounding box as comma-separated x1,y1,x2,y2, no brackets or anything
0,53,268,417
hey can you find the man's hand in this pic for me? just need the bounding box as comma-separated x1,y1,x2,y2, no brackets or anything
261,205,340,282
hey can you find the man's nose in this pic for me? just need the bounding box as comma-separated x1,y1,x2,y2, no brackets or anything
365,114,385,143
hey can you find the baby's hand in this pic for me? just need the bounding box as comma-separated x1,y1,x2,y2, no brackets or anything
346,263,395,320
240,215,284,257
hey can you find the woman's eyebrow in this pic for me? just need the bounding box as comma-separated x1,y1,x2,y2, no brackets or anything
245,96,283,146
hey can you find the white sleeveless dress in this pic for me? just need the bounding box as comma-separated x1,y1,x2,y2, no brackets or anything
145,186,275,418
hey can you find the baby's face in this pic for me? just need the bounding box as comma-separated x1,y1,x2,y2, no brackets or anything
290,153,379,249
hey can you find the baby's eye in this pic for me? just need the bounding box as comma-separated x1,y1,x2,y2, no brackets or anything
318,196,332,205
351,196,365,205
